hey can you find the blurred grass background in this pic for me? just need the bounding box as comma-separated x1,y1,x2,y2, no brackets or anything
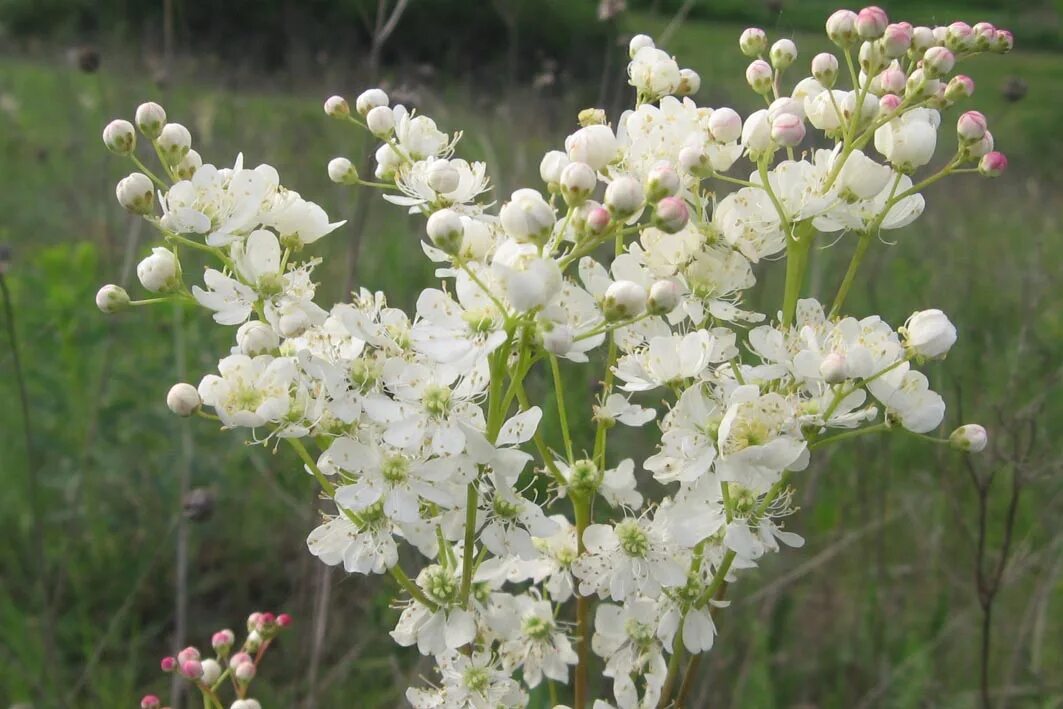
0,0,1061,707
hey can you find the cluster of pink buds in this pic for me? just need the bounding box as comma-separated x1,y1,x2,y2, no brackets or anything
144,611,291,709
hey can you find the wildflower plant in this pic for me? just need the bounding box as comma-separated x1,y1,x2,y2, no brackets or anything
100,8,1009,708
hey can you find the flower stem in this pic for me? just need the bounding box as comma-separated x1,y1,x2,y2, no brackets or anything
781,221,814,328
829,229,874,318
459,482,478,605
549,354,575,463
390,565,435,610
809,421,890,450
573,493,592,709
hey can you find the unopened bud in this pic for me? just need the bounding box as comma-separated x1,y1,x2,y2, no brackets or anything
427,160,460,194
167,383,201,417
945,22,974,52
677,69,701,96
858,40,887,74
677,145,709,175
879,93,902,113
327,157,358,184
103,119,136,155
956,110,987,142
95,284,130,313
745,60,774,95
366,105,395,138
540,150,569,189
881,23,912,57
771,113,806,147
426,209,464,255
323,95,349,118
156,123,191,162
812,53,839,87
647,279,680,315
140,695,161,709
819,352,848,383
629,34,655,58
972,22,997,51
708,107,743,143
200,659,222,685
653,196,689,234
160,656,177,672
211,629,236,652
604,176,643,218
541,323,574,355
949,424,988,452
134,102,166,139
116,172,155,214
236,320,278,356
856,6,888,40
645,164,680,202
586,206,611,235
234,661,256,682
180,659,203,680
560,161,597,206
944,75,975,101
278,310,310,339
229,652,252,669
992,30,1013,54
355,88,388,116
739,28,768,57
578,107,607,127
770,39,797,70
603,280,647,321
174,149,202,180
923,46,955,78
978,151,1007,177
878,65,906,95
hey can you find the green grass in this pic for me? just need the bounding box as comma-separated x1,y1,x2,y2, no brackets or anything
1,10,1062,707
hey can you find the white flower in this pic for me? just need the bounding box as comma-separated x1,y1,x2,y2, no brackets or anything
307,511,398,575
628,46,681,99
614,330,734,392
903,309,957,359
412,283,507,370
716,385,807,488
406,651,526,709
197,354,297,428
497,595,577,687
592,600,668,709
593,393,656,427
867,366,945,433
259,190,345,248
573,516,687,601
386,158,491,215
391,565,476,656
874,107,940,171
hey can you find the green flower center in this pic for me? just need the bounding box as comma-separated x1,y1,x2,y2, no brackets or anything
616,519,649,558
522,614,553,641
421,566,459,605
381,454,409,484
423,385,452,418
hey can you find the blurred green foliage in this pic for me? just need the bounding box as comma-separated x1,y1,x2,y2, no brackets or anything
0,5,1061,708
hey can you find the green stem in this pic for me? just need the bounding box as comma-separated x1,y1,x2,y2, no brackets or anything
390,565,436,610
573,494,592,709
828,230,873,318
549,355,575,463
287,438,335,497
809,421,890,449
459,482,478,605
781,222,814,328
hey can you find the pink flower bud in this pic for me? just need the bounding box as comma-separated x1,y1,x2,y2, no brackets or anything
826,10,859,47
229,652,253,669
176,647,200,665
708,107,742,143
956,111,987,142
967,131,994,159
950,424,988,453
745,59,774,95
878,65,906,95
276,613,293,628
180,659,203,680
811,53,839,87
856,6,888,40
212,629,236,652
923,46,955,77
141,695,162,709
160,656,177,672
978,151,1007,177
653,196,690,234
770,113,806,147
944,75,975,101
945,22,974,52
246,613,263,632
645,164,680,202
972,22,997,50
234,661,257,682
881,23,912,57
587,206,611,235
879,93,902,113
739,28,768,57
993,29,1014,54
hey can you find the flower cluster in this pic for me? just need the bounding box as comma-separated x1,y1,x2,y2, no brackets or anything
143,611,291,709
101,8,1004,708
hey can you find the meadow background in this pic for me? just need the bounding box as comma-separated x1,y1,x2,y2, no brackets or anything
1,0,1061,706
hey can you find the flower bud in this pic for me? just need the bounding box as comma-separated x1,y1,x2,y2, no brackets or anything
858,39,887,74
157,123,191,162
647,279,680,315
160,656,177,672
956,110,987,142
366,105,395,138
971,22,996,51
769,39,797,70
229,652,252,669
677,69,701,96
323,95,349,118
541,322,574,355
236,321,279,356
949,424,988,453
103,119,136,155
141,695,161,709
586,206,611,235
905,68,939,100
741,109,773,155
739,28,768,57
180,659,203,680
708,107,742,143
903,308,956,359
355,88,388,116
992,30,1013,54
565,125,618,170
771,113,805,147
278,310,310,339
604,176,643,218
177,647,201,665
577,107,607,127
95,284,130,313
881,23,912,57
234,661,256,682
932,26,948,45
811,53,839,87
426,208,465,255
629,34,655,58
879,93,902,113
560,161,596,206
945,22,974,52
923,46,955,78
426,160,460,194
500,188,556,243
212,629,236,653
878,65,906,95
327,157,358,184
603,280,647,321
245,630,263,652
645,164,679,202
978,151,1007,177
856,6,888,40
652,196,689,233
944,75,974,102
277,613,292,628
174,149,202,180
819,352,848,383
677,145,709,176
745,59,774,95
233,700,263,709
137,247,180,292
134,102,166,139
539,150,570,189
200,659,222,685
827,10,859,47
911,26,936,54
116,172,155,214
